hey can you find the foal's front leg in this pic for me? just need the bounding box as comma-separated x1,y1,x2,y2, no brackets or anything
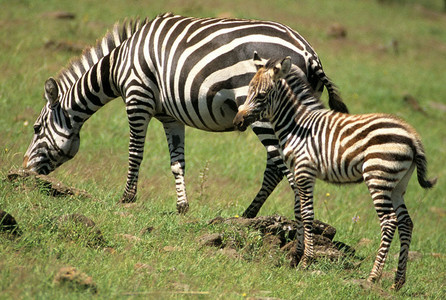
295,173,316,268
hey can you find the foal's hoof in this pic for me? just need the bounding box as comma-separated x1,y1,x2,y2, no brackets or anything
300,256,315,269
177,202,189,214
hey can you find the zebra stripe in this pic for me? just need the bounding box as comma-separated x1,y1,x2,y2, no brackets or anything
23,13,347,215
234,56,436,290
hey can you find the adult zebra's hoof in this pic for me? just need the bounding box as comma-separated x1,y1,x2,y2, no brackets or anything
177,202,189,214
390,278,405,291
241,207,259,219
119,193,137,203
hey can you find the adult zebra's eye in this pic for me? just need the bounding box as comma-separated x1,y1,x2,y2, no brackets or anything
33,124,41,134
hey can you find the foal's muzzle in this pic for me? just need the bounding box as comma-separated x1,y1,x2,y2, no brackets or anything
233,111,248,131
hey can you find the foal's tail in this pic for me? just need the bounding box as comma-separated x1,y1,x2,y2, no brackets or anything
414,138,437,189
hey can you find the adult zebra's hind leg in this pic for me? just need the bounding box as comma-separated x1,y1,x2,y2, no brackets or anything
162,119,188,214
242,148,287,218
242,123,298,218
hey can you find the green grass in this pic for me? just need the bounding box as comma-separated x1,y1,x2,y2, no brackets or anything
1,0,445,299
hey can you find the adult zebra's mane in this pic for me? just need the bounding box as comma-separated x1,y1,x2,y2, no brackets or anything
56,16,151,91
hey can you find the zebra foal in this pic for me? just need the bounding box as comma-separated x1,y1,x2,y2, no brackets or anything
234,53,437,290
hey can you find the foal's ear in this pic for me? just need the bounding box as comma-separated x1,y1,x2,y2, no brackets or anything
253,51,264,70
44,77,59,107
272,56,292,81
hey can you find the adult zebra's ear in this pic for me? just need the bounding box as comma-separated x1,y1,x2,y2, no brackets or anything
253,51,264,70
272,56,292,81
44,77,59,107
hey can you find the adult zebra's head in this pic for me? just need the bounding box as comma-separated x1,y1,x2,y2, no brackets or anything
23,78,80,175
233,52,291,131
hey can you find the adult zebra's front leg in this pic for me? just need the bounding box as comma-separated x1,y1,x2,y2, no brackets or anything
162,119,188,214
120,97,153,203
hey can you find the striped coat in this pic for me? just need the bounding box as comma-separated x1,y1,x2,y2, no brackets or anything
234,54,436,290
23,13,347,214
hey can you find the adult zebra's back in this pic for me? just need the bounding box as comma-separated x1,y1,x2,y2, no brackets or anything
23,13,347,214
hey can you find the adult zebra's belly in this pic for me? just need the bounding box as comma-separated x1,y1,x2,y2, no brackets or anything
161,85,247,132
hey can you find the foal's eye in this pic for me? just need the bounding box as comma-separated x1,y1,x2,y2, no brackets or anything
258,91,267,99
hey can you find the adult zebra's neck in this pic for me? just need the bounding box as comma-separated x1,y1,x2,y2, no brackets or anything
60,49,119,123
55,18,150,124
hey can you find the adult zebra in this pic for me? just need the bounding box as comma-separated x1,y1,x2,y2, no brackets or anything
234,54,436,290
23,13,348,214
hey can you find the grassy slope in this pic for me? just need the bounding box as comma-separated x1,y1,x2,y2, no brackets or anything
1,0,445,298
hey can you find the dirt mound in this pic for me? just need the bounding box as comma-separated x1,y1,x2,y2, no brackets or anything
7,169,91,198
55,214,105,248
54,266,97,293
203,215,356,267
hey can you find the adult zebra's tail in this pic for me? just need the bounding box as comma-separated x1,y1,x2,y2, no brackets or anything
414,139,437,189
327,85,348,114
314,68,349,113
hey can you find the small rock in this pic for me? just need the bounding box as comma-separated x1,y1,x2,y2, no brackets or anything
0,210,21,236
54,267,97,293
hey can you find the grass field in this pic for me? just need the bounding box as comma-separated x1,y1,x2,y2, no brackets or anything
1,0,445,299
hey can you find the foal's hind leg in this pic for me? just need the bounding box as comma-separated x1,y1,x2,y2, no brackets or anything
391,164,415,291
364,173,398,284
